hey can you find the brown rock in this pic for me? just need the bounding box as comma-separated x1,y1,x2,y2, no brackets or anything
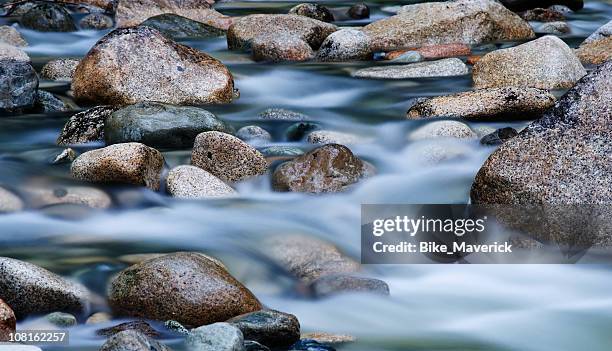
252,34,314,62
109,252,262,327
0,299,16,341
387,43,471,61
575,36,612,65
519,8,565,22
466,55,482,65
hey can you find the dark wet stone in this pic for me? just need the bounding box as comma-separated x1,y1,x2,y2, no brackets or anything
245,340,271,351
100,330,171,351
0,60,38,113
0,299,16,342
309,274,390,297
20,4,77,32
499,0,583,12
56,106,119,145
45,312,77,328
347,3,369,19
164,320,189,335
33,91,69,113
79,13,114,30
290,339,336,351
480,127,519,146
259,108,308,121
519,8,565,21
0,26,28,47
227,310,300,349
141,14,226,39
289,3,334,23
186,322,244,351
97,321,160,338
286,122,320,142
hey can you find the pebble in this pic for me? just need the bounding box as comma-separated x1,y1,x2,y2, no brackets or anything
0,26,27,47
56,106,119,145
70,143,164,190
227,310,300,349
79,13,114,30
20,4,77,32
315,29,371,62
141,13,226,40
85,312,112,324
0,60,37,112
353,58,468,79
347,3,369,19
52,148,77,164
22,186,112,209
192,131,268,183
186,323,244,351
306,130,362,145
166,165,237,199
252,33,314,62
480,127,519,145
259,108,308,121
309,274,390,297
537,21,571,34
408,121,477,140
289,3,334,22
99,330,171,351
236,126,272,144
40,59,80,81
45,312,77,328
97,321,160,338
0,299,16,341
0,187,24,213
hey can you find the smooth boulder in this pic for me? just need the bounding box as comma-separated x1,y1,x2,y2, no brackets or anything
0,60,38,112
315,29,371,62
72,26,235,106
252,34,314,62
289,3,334,23
309,274,390,297
166,165,236,199
408,121,477,140
228,310,300,349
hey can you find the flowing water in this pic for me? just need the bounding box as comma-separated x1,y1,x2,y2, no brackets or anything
1,1,612,350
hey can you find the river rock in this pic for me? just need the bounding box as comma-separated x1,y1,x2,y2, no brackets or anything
166,165,236,199
583,20,612,44
0,60,38,112
289,4,334,23
407,87,556,121
260,146,305,162
236,126,272,143
480,127,519,145
109,252,262,326
473,35,586,89
71,143,164,190
499,0,583,12
192,131,268,183
228,310,300,349
20,4,77,32
362,0,534,52
45,312,77,328
315,29,371,62
79,13,114,30
0,43,29,63
0,299,15,341
259,108,308,121
115,0,230,30
227,15,337,51
353,58,468,79
272,144,368,193
309,274,390,297
34,91,69,113
72,27,235,106
100,330,171,351
0,26,27,47
186,323,244,351
57,106,118,145
306,131,362,145
98,321,160,338
387,43,471,61
164,320,189,335
62,0,117,13
537,21,570,35
141,14,226,39
41,59,80,81
105,102,233,148
22,186,111,209
576,21,612,65
0,257,90,319
519,8,565,22
252,34,314,62
0,187,24,213
409,121,477,140
347,3,369,19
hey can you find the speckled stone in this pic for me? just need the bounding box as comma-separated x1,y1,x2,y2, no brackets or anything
186,323,244,351
519,8,565,22
353,58,468,79
409,121,476,140
0,60,37,112
164,320,189,335
0,299,16,341
583,20,612,44
0,26,27,47
363,0,534,51
70,143,164,190
79,13,114,30
227,14,337,51
0,257,91,319
41,59,80,81
252,34,314,62
45,312,77,328
99,330,171,351
97,321,160,338
34,91,70,113
228,310,300,349
166,165,236,199
72,27,235,106
386,43,471,61
236,126,272,143
576,36,612,65
56,106,119,145
300,332,355,345
407,87,556,121
20,4,77,32
0,187,24,213
309,274,389,297
289,3,334,23
141,14,226,40
115,0,230,30
192,131,268,183
272,144,369,193
306,131,362,145
0,43,29,62
264,235,360,283
315,29,371,62
85,312,112,324
537,21,570,35
109,252,262,327
22,186,112,209
473,35,586,89
259,108,308,121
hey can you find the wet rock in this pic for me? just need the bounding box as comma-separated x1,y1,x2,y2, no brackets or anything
272,144,368,193
186,323,244,351
306,131,362,145
0,60,38,112
165,320,189,335
72,27,235,106
537,21,570,35
315,29,371,62
353,58,468,79
289,3,334,23
0,26,27,47
309,274,390,297
575,21,612,65
79,13,114,30
386,51,423,64
260,146,305,162
100,330,171,351
252,34,314,62
347,3,369,19
62,0,118,13
227,15,337,51
192,131,268,183
245,340,271,351
115,0,230,30
259,108,308,121
407,87,556,121
71,143,164,190
363,0,534,52
166,165,236,199
52,148,77,164
34,91,69,113
105,102,233,148
300,332,355,345
480,127,519,145
23,186,111,209
109,252,262,326
473,36,586,89
286,122,320,141
0,257,90,319
409,121,477,140
45,312,77,328
57,106,118,145
85,312,112,324
20,4,77,32
387,44,471,61
583,20,612,44
0,43,30,62
519,8,565,22
0,187,24,213
0,299,16,341
97,321,160,338
290,339,335,351
41,59,80,81
141,14,226,40
499,0,583,12
228,310,300,349
236,126,272,144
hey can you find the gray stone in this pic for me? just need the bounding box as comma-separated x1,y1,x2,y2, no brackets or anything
20,4,77,32
72,27,235,106
236,126,272,143
141,14,226,39
41,59,80,81
0,298,16,341
71,143,164,190
0,26,27,47
300,332,355,345
109,252,262,327
100,330,171,351
353,58,468,79
0,43,30,62
408,121,477,140
309,274,390,297
166,165,236,199
259,146,304,162
56,106,119,145
316,29,371,62
0,257,90,319
473,35,586,89
186,323,244,351
97,321,160,338
45,312,77,328
259,108,308,121
34,91,69,113
0,187,23,213
537,21,570,35
252,34,314,62
407,87,557,121
192,132,268,183
289,3,334,23
0,60,38,112
583,20,612,44
500,0,583,12
79,13,114,30
228,310,300,349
